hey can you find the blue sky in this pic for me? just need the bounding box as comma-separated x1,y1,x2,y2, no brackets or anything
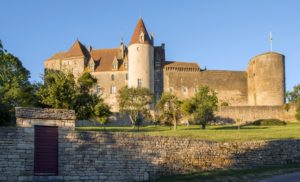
1,0,299,91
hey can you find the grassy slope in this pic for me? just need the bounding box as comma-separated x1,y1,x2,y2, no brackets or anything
76,122,300,142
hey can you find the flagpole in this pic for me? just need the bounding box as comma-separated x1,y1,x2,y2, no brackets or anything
270,32,273,52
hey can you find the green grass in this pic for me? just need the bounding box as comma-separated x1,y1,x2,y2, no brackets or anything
76,122,300,142
151,164,300,182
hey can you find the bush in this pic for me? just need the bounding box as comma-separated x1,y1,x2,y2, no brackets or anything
250,119,286,126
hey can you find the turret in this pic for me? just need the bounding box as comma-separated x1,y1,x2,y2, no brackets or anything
247,52,285,106
128,18,154,92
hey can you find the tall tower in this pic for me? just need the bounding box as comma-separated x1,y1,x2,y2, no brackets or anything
128,18,154,92
247,52,285,106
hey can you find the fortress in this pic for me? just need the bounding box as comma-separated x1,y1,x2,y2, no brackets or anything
44,18,286,117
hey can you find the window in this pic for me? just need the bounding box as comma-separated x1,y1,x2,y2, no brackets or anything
112,57,118,70
89,63,94,71
124,62,128,69
110,86,116,94
113,62,118,70
111,74,115,81
137,79,142,88
139,31,145,43
183,87,188,95
95,85,101,94
125,73,128,80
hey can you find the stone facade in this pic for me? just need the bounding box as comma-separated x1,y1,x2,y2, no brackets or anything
44,18,286,118
0,107,300,181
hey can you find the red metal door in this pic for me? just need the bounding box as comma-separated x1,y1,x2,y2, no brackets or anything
34,125,58,175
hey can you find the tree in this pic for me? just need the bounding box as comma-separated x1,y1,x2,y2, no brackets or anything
37,71,77,109
74,72,99,120
118,86,153,128
37,71,112,121
156,93,181,130
286,84,300,103
183,86,218,129
94,102,112,129
287,84,300,121
0,40,36,125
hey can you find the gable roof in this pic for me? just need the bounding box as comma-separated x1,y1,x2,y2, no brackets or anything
64,40,90,58
90,48,126,72
129,18,152,45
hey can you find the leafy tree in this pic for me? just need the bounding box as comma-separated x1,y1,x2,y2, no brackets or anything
37,71,77,109
118,86,153,128
94,102,112,129
37,71,111,120
286,84,300,103
0,40,36,125
74,72,98,120
182,86,218,129
286,84,300,121
156,93,181,130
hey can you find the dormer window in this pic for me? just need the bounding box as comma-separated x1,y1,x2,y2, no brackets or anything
139,31,145,43
89,63,94,71
112,57,118,70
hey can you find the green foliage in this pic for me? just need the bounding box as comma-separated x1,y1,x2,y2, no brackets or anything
0,40,37,125
118,86,153,127
296,101,300,121
37,71,111,120
183,86,218,129
220,101,229,107
286,84,300,121
94,102,112,126
286,84,300,103
156,93,182,130
37,71,77,109
250,119,287,126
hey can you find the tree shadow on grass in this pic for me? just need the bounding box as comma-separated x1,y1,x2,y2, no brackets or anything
213,126,269,130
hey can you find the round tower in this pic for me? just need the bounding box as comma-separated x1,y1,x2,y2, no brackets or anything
128,18,154,92
247,52,285,106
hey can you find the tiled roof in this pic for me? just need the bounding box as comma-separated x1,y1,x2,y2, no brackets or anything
129,18,152,45
90,48,126,72
64,40,90,58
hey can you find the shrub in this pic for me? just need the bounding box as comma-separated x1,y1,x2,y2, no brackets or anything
250,119,287,126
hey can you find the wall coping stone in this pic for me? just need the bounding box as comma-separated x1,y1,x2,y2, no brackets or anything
15,107,76,120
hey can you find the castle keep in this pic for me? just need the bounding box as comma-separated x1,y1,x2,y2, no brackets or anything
44,18,286,112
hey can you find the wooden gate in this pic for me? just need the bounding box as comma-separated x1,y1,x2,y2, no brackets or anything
34,125,58,175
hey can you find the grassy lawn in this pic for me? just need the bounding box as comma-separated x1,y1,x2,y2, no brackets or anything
76,122,300,142
151,164,300,182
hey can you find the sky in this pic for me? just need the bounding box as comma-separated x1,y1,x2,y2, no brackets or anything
0,0,299,91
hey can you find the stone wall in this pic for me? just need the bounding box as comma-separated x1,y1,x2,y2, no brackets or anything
163,70,248,106
1,107,300,181
216,105,296,123
91,71,128,112
1,128,300,181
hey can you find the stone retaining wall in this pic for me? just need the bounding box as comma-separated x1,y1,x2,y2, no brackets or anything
216,105,296,123
1,107,300,181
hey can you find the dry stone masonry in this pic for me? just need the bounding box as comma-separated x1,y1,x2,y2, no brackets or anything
1,107,300,181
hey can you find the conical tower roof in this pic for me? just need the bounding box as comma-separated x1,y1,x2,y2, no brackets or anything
129,18,152,45
65,39,90,58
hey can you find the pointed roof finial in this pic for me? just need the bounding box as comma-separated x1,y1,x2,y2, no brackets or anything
129,18,152,45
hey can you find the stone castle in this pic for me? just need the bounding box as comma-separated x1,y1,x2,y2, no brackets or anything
45,18,285,112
